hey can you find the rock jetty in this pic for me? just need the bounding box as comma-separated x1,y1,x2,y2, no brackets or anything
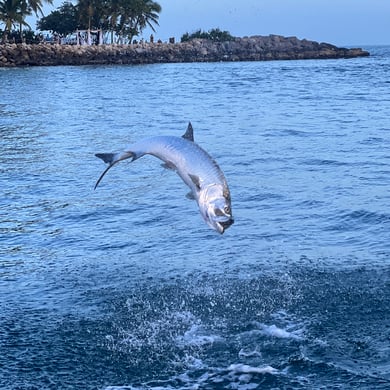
0,35,369,67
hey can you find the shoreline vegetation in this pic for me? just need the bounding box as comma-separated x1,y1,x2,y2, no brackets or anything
0,35,369,67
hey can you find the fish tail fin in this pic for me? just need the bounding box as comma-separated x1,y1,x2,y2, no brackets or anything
95,152,117,164
94,151,135,189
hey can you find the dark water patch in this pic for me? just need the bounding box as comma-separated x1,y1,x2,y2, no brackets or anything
301,158,350,167
1,267,389,389
295,267,390,384
325,209,390,231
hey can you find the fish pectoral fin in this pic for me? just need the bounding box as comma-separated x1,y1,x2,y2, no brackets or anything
186,191,196,200
188,174,201,190
182,122,194,142
161,161,177,171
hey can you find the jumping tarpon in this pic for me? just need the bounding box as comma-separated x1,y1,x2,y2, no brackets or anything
94,123,234,234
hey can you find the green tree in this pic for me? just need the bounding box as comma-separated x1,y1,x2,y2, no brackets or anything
34,0,162,44
24,0,49,17
181,28,235,43
77,0,106,31
112,0,161,43
0,0,52,42
105,0,120,43
20,0,53,38
37,1,78,35
133,0,161,35
6,27,39,42
74,0,162,43
0,0,26,41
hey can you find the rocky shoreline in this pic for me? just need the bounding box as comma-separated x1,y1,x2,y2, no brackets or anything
0,35,369,67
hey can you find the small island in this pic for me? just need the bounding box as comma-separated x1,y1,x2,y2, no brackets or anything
0,34,369,67
0,0,369,67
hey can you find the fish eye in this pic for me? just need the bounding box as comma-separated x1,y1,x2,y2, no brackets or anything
224,205,231,214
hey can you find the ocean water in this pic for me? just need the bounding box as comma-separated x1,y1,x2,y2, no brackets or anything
1,46,389,389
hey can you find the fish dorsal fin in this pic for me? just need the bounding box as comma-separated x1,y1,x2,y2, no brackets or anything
182,122,194,142
188,174,201,190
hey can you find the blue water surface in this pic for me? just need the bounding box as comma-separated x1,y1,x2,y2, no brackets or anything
0,46,389,389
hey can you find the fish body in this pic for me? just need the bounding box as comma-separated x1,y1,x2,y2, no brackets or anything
95,123,234,234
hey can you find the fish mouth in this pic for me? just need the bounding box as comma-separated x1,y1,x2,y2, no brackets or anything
218,217,234,233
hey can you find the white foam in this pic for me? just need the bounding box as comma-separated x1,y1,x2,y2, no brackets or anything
182,354,205,370
261,324,302,339
238,347,262,358
228,363,279,375
176,323,223,347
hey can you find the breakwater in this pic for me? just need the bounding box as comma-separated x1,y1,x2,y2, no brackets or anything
0,35,369,67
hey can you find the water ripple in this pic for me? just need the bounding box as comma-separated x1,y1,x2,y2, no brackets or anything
1,46,390,389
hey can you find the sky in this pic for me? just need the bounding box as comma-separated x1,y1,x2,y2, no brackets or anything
28,0,390,46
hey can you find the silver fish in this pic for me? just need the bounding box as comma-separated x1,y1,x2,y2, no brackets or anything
94,123,234,234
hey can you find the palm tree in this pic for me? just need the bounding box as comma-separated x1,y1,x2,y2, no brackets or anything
24,0,47,17
116,0,161,43
77,0,94,30
25,0,162,44
78,0,111,30
106,0,121,43
134,0,161,35
0,0,52,42
0,0,26,42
